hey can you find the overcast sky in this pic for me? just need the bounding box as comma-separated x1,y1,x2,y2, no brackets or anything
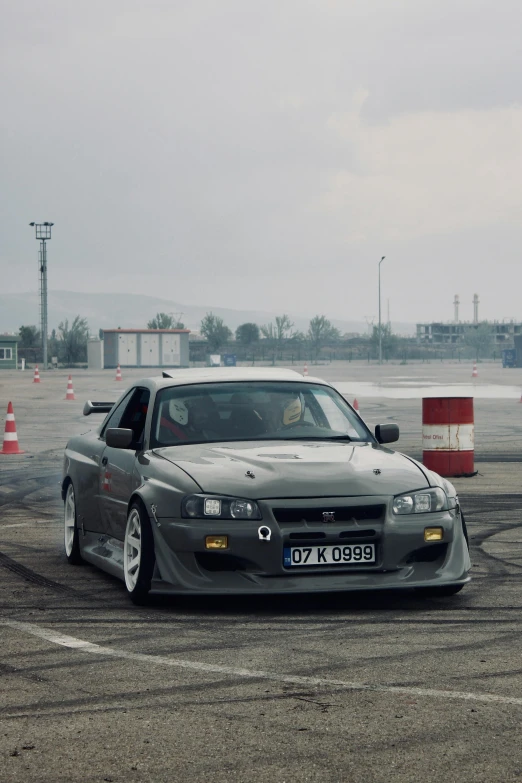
2,0,522,325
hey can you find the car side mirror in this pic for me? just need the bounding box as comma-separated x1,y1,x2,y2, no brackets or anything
375,424,399,444
106,428,134,449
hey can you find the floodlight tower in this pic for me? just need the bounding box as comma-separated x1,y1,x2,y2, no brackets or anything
29,222,54,370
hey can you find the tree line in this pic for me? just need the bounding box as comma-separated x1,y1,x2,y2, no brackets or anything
18,317,90,365
16,310,498,367
16,310,344,365
199,312,341,359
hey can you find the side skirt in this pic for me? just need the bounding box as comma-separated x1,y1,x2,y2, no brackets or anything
80,532,125,581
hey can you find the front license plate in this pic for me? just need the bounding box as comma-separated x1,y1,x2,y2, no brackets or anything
283,543,376,567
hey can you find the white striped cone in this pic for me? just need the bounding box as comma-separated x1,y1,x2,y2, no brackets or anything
472,362,478,378
115,364,122,381
0,402,25,454
303,362,309,377
353,398,360,412
65,375,76,400
33,365,40,383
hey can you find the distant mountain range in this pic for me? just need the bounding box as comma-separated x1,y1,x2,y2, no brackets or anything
0,291,416,337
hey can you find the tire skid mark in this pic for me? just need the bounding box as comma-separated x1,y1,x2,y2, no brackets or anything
0,551,74,594
5,618,522,709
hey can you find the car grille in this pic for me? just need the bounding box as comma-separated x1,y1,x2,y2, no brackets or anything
288,529,377,541
272,504,385,525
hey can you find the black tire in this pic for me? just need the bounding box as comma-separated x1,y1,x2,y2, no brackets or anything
64,481,84,565
416,583,466,597
124,501,155,605
461,512,469,547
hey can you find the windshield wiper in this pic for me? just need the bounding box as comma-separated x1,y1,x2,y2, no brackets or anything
273,435,354,442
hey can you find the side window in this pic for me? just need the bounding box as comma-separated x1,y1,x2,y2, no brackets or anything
302,404,316,425
119,388,150,444
101,390,135,438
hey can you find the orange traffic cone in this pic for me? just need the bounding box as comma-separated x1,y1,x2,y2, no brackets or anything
33,365,40,383
303,362,309,377
518,390,522,403
65,375,76,400
115,364,122,381
0,402,24,454
472,362,478,378
353,398,360,412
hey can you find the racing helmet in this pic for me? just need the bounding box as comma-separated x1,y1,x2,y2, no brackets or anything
273,391,304,427
184,393,218,428
168,398,189,426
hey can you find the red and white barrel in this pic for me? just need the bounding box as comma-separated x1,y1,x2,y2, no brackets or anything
422,397,474,477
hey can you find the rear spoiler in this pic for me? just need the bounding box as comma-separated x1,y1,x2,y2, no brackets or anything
83,400,115,416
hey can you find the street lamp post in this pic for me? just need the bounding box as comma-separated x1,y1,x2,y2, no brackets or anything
29,222,54,371
378,256,385,365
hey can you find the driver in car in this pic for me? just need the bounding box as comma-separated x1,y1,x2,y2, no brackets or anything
160,398,190,441
264,392,305,433
159,393,225,443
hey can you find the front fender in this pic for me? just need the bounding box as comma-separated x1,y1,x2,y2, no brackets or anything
128,452,201,519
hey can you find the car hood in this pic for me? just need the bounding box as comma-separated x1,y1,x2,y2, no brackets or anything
153,441,429,499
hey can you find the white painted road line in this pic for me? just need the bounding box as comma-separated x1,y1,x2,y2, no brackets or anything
3,618,522,707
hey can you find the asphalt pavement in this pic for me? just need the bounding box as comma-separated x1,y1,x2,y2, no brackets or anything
1,361,522,783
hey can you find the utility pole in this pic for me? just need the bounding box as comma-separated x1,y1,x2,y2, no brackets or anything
378,256,385,364
29,222,54,370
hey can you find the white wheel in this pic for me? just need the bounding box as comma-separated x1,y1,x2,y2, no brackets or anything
123,503,155,604
124,507,142,591
64,482,83,564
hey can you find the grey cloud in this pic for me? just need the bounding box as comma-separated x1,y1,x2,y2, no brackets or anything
2,0,522,325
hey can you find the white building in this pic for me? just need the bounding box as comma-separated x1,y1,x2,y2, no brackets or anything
101,329,190,369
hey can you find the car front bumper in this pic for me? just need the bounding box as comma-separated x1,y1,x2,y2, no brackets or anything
148,495,471,595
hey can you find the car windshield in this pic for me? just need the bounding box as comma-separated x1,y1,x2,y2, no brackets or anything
150,381,373,447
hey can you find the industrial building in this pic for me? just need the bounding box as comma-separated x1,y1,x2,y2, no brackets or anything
416,321,522,346
416,294,522,346
94,329,190,369
0,335,20,370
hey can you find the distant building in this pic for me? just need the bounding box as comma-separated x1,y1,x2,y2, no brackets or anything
416,321,522,346
101,329,190,369
0,334,20,370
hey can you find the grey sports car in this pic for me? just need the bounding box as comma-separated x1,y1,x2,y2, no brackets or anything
62,368,471,603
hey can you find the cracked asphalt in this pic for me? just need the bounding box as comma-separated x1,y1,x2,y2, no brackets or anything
1,362,522,783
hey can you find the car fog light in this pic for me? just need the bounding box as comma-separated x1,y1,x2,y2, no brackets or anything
424,527,443,542
204,498,221,516
206,535,228,549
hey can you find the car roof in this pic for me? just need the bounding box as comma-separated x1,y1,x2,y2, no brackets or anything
134,367,332,391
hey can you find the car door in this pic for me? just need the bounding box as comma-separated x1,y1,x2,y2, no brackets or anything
73,429,108,536
98,387,150,541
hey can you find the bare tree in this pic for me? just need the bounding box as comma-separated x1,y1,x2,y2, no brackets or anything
148,313,174,329
200,313,232,353
57,316,89,365
261,315,294,361
308,316,340,359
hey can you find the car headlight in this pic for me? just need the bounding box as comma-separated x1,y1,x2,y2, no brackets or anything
392,487,453,515
181,494,262,520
